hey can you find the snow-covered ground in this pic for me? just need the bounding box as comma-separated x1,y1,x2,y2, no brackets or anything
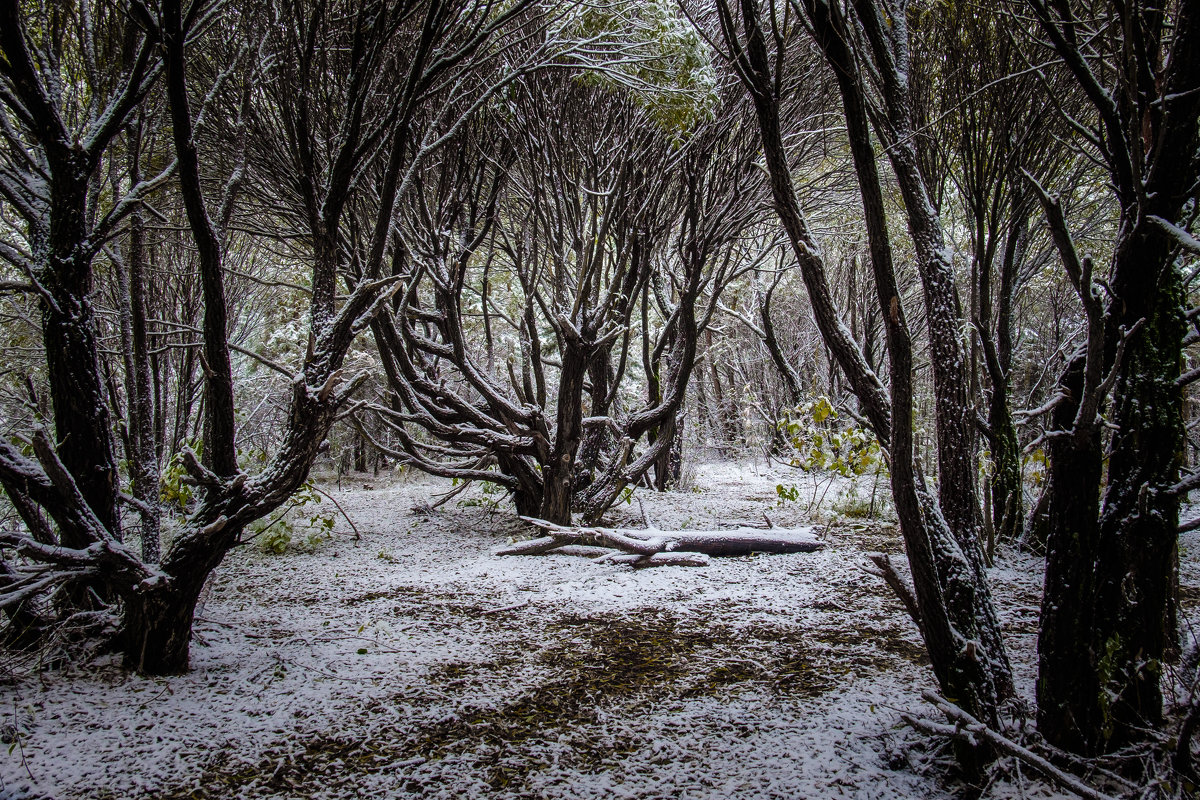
0,461,1127,799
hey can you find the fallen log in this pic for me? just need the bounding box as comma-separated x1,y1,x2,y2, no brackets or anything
496,517,825,561
597,552,711,568
495,536,566,556
655,527,824,556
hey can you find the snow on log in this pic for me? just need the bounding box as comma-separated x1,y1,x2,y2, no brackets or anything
495,536,564,556
597,552,711,568
497,517,826,561
657,527,825,556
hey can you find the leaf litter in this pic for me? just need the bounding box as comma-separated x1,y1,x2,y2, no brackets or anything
0,461,1137,799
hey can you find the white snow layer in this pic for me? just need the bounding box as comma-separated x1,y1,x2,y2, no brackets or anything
0,461,1114,799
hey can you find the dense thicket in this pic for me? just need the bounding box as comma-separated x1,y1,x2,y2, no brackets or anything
1,0,1198,780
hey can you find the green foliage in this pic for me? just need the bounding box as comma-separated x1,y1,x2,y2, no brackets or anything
252,481,336,555
160,440,201,511
237,444,269,470
774,397,888,519
563,0,718,135
159,442,272,514
1024,448,1048,487
258,524,293,556
831,490,873,519
778,396,884,480
457,480,505,511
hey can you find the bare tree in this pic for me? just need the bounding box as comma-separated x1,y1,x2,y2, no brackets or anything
366,77,678,523
702,0,1014,753
580,97,771,514
0,0,551,674
915,5,1072,551
0,0,171,601
1022,0,1200,755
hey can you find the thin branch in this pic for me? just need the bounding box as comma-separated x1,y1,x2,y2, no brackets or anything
903,691,1118,800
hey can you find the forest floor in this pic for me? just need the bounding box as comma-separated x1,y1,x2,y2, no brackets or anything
1,459,1193,799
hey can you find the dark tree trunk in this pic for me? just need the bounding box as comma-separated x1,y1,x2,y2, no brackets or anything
511,484,542,518
122,584,201,674
1091,246,1184,744
1031,0,1200,755
41,187,122,608
42,293,120,539
123,505,241,673
40,159,122,545
760,278,804,404
987,393,1022,545
652,412,684,491
121,123,163,563
540,345,589,524
981,217,1027,547
1038,360,1104,751
844,0,1011,707
165,6,238,479
120,369,351,673
354,431,368,473
1039,242,1186,753
787,0,1013,745
577,349,614,489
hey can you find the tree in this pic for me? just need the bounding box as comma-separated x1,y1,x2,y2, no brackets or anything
703,0,1014,751
364,70,766,524
0,0,552,673
913,4,1075,552
1022,0,1200,755
0,0,170,605
580,93,771,516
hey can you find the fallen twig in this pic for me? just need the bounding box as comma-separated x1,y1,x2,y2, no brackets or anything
480,599,530,615
310,484,361,540
902,690,1118,800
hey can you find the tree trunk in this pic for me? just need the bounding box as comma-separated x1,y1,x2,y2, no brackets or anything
1032,0,1200,753
354,430,367,473
540,345,588,524
1091,247,1184,745
1040,242,1186,753
121,124,162,563
122,584,200,674
503,519,825,556
652,412,684,491
576,349,614,490
123,514,240,674
165,7,238,479
759,277,804,404
988,391,1022,545
792,0,1012,748
981,214,1027,547
43,300,121,538
39,176,122,608
39,165,122,545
